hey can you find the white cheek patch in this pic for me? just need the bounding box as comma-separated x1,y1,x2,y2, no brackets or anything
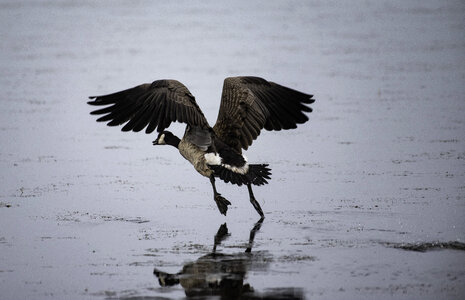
204,152,249,175
158,134,166,145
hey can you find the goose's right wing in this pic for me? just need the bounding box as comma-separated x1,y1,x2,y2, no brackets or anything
88,80,209,134
212,77,314,152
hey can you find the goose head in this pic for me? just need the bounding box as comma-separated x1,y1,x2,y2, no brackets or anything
153,131,180,148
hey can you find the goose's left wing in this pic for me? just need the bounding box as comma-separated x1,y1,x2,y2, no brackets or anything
88,80,209,133
213,77,314,152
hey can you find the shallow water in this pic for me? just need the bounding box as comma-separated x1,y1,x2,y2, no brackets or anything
1,0,465,299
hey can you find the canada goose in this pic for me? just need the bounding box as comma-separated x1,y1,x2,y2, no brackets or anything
87,76,314,217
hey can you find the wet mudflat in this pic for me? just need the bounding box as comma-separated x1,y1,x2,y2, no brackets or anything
1,0,465,299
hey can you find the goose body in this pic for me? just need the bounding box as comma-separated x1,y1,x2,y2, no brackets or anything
179,138,213,178
88,76,315,217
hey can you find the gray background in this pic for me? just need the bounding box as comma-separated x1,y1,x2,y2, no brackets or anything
1,0,464,298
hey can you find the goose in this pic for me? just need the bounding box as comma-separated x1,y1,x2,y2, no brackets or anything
87,76,314,217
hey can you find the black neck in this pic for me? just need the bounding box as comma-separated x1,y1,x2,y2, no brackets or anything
166,135,181,148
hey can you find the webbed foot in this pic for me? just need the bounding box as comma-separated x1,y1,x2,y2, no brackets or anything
247,183,265,218
214,193,231,216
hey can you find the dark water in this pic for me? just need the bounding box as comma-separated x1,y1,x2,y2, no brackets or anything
1,0,464,299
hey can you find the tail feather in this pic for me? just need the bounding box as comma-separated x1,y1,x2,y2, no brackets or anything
248,164,272,185
209,164,272,186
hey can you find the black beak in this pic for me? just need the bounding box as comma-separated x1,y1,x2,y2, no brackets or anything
152,140,158,145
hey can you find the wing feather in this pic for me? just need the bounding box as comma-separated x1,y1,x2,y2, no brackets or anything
213,76,314,152
88,80,209,134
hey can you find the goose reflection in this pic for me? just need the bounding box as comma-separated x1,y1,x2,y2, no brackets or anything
153,218,303,299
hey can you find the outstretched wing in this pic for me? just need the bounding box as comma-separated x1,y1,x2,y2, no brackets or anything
88,80,210,133
212,76,314,152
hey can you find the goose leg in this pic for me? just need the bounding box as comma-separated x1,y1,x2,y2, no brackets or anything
210,175,231,216
247,183,265,218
